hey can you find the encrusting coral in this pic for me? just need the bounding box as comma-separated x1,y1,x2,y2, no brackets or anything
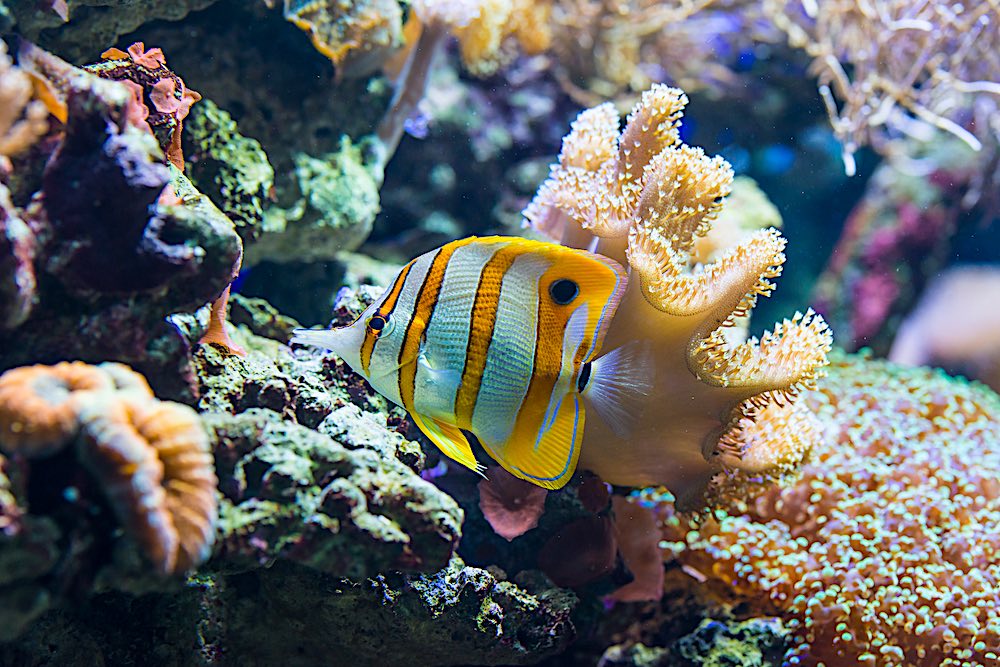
283,0,404,79
524,84,832,506
652,353,1000,666
0,361,217,576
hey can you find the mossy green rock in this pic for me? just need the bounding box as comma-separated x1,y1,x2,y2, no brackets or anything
207,409,461,578
246,140,380,265
185,99,274,243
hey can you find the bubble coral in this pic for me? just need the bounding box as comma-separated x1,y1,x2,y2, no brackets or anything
524,85,832,507
0,362,217,575
654,354,1000,666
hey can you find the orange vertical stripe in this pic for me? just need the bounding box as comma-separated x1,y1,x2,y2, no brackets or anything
397,238,475,411
454,243,520,429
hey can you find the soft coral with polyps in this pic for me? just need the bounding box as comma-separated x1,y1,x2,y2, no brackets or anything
525,85,832,507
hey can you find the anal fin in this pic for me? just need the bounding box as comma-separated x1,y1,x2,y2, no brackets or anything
411,412,485,476
495,395,584,491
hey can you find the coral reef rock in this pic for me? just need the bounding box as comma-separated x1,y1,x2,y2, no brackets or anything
207,408,462,578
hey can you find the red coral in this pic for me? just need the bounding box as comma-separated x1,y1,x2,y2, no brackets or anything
89,42,200,169
126,42,166,70
477,466,547,541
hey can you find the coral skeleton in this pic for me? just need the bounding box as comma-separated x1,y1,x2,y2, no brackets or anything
525,85,832,506
764,0,1000,175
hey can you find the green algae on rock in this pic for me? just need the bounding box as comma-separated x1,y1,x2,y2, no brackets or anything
207,408,461,578
184,98,274,242
2,554,579,666
246,139,381,265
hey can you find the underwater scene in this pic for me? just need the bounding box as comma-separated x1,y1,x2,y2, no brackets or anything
0,1,999,665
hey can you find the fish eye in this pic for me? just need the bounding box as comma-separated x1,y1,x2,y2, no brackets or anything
367,314,390,334
549,278,579,305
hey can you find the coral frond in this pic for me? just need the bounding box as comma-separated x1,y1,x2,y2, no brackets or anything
629,226,786,319
692,308,832,391
634,144,733,252
713,398,820,476
616,84,688,203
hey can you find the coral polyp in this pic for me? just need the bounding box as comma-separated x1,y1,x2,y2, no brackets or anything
654,354,1000,666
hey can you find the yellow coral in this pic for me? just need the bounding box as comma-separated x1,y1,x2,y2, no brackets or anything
524,84,832,506
655,354,1000,666
283,0,404,78
454,0,552,76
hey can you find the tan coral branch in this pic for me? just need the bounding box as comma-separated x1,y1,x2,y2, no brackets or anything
526,83,832,506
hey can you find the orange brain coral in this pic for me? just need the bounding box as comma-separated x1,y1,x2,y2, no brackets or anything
0,362,114,455
653,353,1000,666
0,362,217,575
524,85,832,506
78,396,217,574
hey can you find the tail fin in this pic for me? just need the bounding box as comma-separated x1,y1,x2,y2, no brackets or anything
583,340,653,439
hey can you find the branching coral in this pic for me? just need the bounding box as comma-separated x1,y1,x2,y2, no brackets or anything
0,362,217,575
375,0,552,165
524,85,832,506
764,0,1000,175
548,0,772,105
654,354,1000,666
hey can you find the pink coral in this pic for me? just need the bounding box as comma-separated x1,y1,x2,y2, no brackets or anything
478,466,548,541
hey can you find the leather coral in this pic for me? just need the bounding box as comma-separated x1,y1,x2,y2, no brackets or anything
525,85,832,507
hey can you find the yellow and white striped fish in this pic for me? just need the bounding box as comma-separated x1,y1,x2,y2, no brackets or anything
291,236,649,489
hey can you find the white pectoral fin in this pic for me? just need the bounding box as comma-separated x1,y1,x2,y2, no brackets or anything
494,394,583,491
411,411,486,476
583,340,653,439
416,349,463,395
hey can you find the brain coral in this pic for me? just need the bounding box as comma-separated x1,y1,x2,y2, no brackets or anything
654,353,1000,666
0,362,217,575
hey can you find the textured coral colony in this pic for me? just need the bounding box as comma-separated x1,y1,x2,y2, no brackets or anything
0,1,998,665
